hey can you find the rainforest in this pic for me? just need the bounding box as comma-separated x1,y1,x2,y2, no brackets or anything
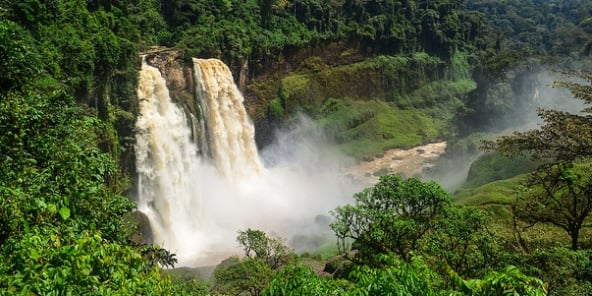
1,0,592,295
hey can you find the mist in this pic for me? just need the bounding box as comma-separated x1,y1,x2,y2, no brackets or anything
428,66,586,191
177,116,359,266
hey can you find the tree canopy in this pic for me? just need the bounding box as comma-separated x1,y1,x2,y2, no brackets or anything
331,175,451,261
483,74,592,250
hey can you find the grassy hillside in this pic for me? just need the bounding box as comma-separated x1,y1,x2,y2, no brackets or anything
457,174,592,252
455,176,523,217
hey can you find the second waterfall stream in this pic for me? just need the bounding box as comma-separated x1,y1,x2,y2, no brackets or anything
193,58,263,181
135,57,355,266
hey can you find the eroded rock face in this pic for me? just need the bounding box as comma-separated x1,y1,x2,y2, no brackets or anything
144,49,199,118
141,49,208,153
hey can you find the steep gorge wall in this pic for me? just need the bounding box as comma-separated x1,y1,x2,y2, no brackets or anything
241,43,474,152
133,45,474,158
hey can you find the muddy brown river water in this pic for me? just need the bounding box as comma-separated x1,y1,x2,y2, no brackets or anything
344,142,447,186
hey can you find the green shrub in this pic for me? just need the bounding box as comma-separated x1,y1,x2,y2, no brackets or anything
0,228,176,295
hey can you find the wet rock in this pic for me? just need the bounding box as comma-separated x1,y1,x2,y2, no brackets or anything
127,210,153,245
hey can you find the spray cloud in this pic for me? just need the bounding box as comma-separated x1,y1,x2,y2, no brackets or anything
428,66,586,191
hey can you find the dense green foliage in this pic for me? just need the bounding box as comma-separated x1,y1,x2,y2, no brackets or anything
0,230,177,294
260,177,547,295
263,255,548,296
331,175,451,261
468,0,592,58
264,264,349,295
0,1,186,293
163,0,489,67
212,256,275,296
426,206,501,277
1,0,592,294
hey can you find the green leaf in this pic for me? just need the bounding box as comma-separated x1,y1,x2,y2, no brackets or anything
47,203,57,214
59,207,71,220
30,249,40,261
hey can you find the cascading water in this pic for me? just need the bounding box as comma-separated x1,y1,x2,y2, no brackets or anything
135,58,270,265
193,58,263,181
135,59,206,262
135,57,356,267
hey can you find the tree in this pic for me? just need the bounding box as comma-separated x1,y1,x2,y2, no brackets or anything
258,0,275,29
425,206,501,277
330,175,451,262
483,74,592,250
237,228,292,269
211,228,293,295
212,256,274,296
483,109,592,164
515,161,592,250
140,244,178,269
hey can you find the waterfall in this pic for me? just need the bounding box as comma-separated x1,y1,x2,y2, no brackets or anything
135,57,268,265
193,58,263,181
135,57,355,267
135,59,206,262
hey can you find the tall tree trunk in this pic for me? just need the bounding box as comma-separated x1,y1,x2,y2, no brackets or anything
570,227,579,250
259,0,274,29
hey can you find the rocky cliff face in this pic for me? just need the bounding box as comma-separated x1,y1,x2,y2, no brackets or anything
143,49,199,120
